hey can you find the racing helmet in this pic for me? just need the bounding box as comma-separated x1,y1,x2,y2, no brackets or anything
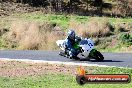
67,29,75,40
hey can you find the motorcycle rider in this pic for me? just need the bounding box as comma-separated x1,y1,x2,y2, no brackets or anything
65,30,81,59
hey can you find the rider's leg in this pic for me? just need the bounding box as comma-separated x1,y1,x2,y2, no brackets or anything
69,49,79,59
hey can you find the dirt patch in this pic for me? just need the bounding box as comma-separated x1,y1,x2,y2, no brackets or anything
0,60,94,77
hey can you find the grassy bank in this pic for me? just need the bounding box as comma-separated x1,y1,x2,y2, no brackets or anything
0,12,132,52
11,13,132,30
0,74,132,88
0,60,132,88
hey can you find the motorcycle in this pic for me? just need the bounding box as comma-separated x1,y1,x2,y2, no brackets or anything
56,38,104,61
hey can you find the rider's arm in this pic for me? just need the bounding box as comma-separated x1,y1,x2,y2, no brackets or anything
65,39,74,50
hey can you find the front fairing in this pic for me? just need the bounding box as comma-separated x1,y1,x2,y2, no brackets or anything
78,38,95,57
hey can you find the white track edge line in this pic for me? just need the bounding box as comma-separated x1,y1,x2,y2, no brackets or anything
0,58,131,69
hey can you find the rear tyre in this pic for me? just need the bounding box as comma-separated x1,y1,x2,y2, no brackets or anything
59,51,70,58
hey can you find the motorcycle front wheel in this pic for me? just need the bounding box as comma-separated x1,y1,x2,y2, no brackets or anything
89,49,104,61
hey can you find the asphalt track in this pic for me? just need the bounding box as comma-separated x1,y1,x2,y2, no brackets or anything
0,50,132,68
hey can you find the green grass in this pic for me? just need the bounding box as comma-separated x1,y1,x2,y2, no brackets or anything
97,45,132,53
88,67,132,74
1,12,132,33
96,44,122,53
0,67,132,88
0,12,132,51
11,12,132,30
0,74,131,88
0,36,17,50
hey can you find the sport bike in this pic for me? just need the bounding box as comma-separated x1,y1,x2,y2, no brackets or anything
56,38,104,61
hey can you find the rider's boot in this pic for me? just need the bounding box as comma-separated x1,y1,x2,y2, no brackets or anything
69,55,80,60
59,52,66,57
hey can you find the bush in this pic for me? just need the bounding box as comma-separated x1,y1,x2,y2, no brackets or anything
119,33,132,46
0,37,7,49
114,23,131,33
112,0,132,17
4,20,64,50
70,18,113,37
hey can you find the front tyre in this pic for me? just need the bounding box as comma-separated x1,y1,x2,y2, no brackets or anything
94,50,104,61
89,49,104,61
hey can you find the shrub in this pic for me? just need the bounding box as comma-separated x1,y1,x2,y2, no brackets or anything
0,28,9,36
112,0,132,17
5,20,64,50
114,23,131,33
69,18,113,37
0,37,7,49
119,33,132,46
